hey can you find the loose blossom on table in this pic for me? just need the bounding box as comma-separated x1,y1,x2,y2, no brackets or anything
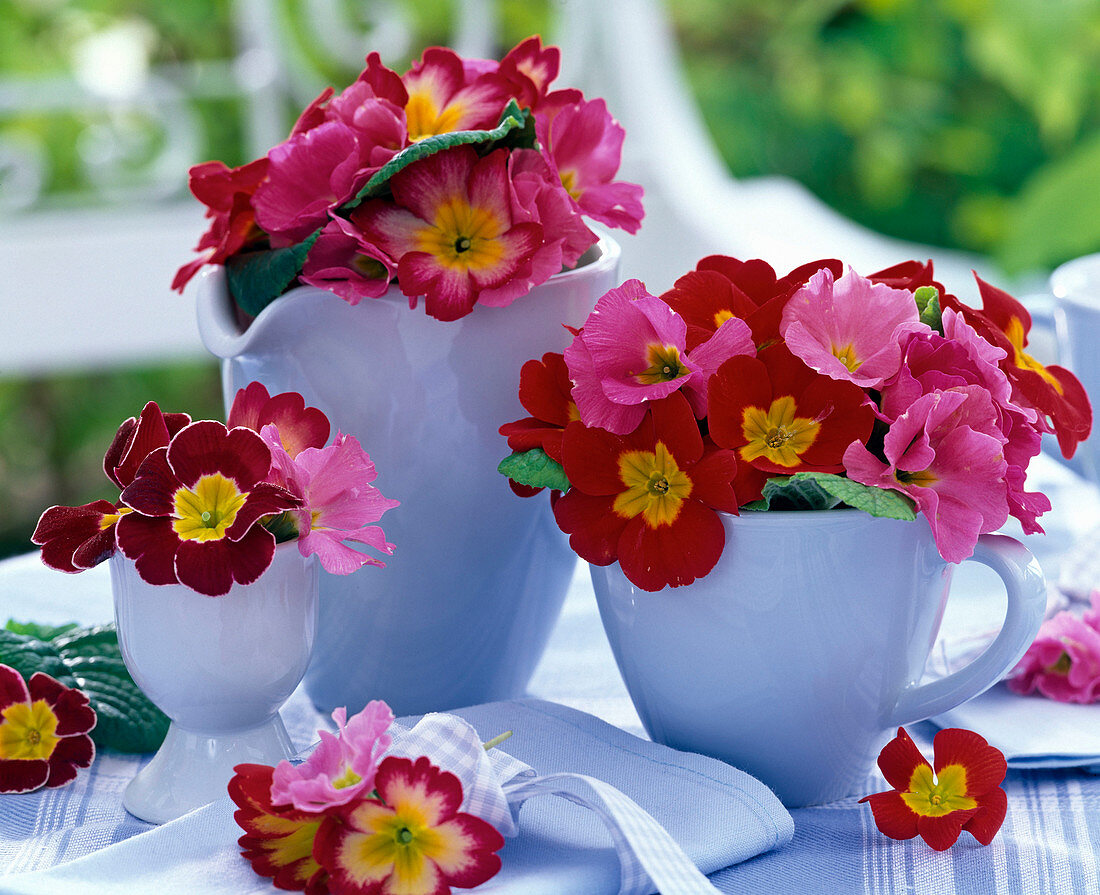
1008,590,1100,704
498,256,1093,591
33,383,397,597
0,663,96,794
860,727,1008,851
174,36,643,322
229,701,505,895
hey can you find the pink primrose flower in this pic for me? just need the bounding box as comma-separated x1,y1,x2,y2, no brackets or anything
292,52,408,135
564,280,753,434
252,120,375,245
263,429,398,575
401,46,511,141
843,388,1009,563
270,701,394,812
498,35,581,112
300,218,396,304
508,148,598,277
539,98,644,234
880,310,1049,535
1008,610,1100,704
564,280,694,434
781,266,930,389
351,145,543,321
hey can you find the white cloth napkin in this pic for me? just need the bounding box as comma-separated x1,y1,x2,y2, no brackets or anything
0,699,793,894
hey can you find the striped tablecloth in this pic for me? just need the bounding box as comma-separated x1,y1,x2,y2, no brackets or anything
3,452,1100,893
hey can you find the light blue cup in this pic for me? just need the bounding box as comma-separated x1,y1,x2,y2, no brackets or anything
1050,252,1100,481
590,510,1046,807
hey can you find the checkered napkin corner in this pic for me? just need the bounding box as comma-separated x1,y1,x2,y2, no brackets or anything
389,713,721,895
386,712,533,837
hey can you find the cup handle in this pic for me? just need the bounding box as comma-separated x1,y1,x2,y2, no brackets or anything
887,533,1046,727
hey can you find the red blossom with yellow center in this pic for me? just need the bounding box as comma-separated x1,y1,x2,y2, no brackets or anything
0,664,96,794
32,401,190,573
116,421,302,596
228,763,329,895
860,727,1008,851
314,755,504,895
707,344,876,503
352,145,543,321
553,392,740,591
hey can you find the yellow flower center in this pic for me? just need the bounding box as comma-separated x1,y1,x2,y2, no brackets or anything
559,168,581,200
332,766,363,790
358,804,448,889
739,396,821,467
613,442,693,527
633,344,688,385
1005,316,1064,394
1048,650,1073,675
172,473,247,542
352,255,387,279
831,342,862,373
896,468,939,488
415,196,506,273
0,699,60,761
900,763,977,818
98,506,132,530
404,92,465,141
714,309,736,328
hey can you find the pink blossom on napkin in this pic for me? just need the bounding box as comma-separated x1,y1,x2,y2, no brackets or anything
270,701,394,812
1009,602,1100,704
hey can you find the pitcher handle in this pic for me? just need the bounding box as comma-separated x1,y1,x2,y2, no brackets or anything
887,534,1046,727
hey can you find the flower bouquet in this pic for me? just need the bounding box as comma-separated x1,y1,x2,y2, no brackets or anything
499,256,1093,591
496,256,1077,805
184,37,641,714
174,36,643,322
31,383,398,822
33,382,396,595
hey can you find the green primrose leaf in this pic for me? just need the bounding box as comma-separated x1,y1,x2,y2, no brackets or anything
761,475,843,510
226,229,322,318
914,285,943,333
497,448,571,492
775,472,918,521
0,622,169,754
347,100,534,207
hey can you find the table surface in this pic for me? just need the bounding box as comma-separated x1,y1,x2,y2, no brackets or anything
3,451,1100,894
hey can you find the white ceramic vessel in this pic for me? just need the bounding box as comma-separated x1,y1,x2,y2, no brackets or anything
111,542,318,823
1051,252,1100,481
197,235,621,716
591,510,1046,807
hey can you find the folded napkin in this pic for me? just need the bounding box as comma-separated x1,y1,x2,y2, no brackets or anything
0,699,792,894
931,683,1100,771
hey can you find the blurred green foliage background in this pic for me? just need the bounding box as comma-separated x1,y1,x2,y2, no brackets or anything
3,0,1100,560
